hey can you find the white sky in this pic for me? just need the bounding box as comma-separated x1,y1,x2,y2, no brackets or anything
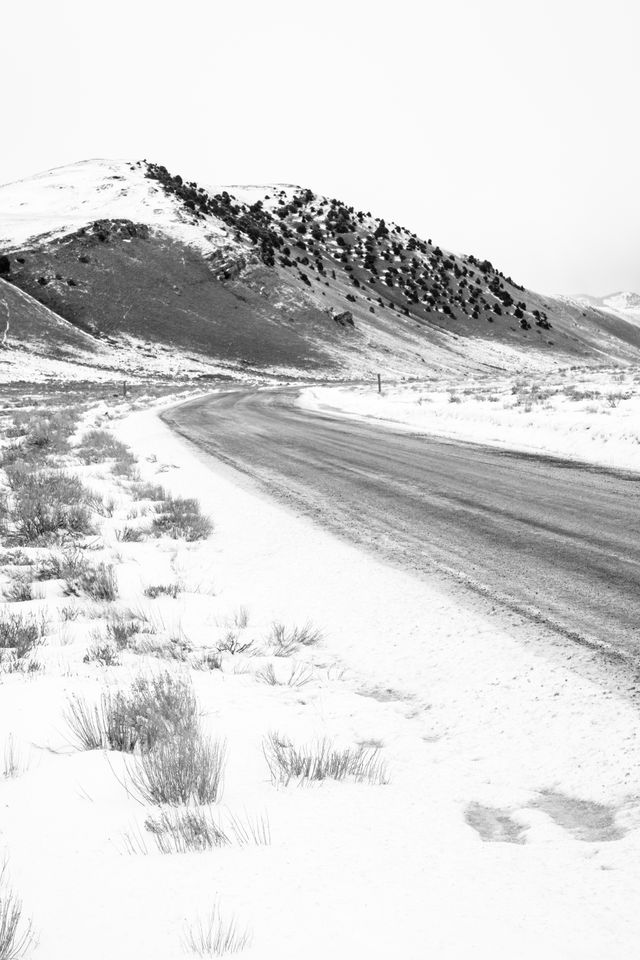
3,0,639,295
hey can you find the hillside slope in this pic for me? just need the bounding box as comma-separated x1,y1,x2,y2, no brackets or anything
570,292,640,329
2,159,640,378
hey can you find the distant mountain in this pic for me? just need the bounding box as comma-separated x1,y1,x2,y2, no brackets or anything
2,158,640,381
568,292,640,329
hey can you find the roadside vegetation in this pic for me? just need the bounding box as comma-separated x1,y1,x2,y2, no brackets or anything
0,386,391,956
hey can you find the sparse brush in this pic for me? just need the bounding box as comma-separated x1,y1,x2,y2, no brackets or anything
263,732,388,786
112,459,140,480
115,525,146,543
83,640,120,667
184,904,251,957
0,613,44,666
60,604,82,622
66,562,118,601
144,583,180,599
144,807,229,853
232,607,249,630
34,549,83,582
106,616,140,649
128,730,225,805
0,866,35,960
193,651,222,671
0,551,31,568
217,631,253,656
2,736,28,779
77,430,136,467
7,469,94,543
256,663,312,688
67,672,199,752
131,482,167,502
139,807,270,855
91,496,115,518
152,497,212,542
268,621,322,657
3,577,33,603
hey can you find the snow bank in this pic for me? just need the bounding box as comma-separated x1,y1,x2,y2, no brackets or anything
299,368,640,472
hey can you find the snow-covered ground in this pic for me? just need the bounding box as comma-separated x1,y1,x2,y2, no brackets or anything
0,160,229,255
299,366,640,472
1,393,640,958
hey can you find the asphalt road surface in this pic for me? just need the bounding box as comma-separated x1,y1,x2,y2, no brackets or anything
163,387,640,663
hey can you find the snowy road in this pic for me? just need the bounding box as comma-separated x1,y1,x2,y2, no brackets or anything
163,387,640,664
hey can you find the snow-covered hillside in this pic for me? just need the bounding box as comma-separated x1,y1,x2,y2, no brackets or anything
3,158,640,381
568,291,640,328
0,159,228,256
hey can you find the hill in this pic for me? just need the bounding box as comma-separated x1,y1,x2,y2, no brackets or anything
2,159,640,380
570,291,640,329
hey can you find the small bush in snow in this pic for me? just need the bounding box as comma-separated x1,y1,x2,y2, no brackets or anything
144,808,229,854
0,867,35,960
77,430,135,467
256,663,312,688
144,583,180,599
106,616,141,649
152,497,212,542
263,733,388,786
183,903,251,957
66,672,199,752
7,470,94,543
66,562,118,601
0,613,44,666
34,550,84,582
268,621,322,656
129,730,225,805
131,482,167,502
83,640,120,667
3,576,33,603
115,525,146,543
141,808,270,855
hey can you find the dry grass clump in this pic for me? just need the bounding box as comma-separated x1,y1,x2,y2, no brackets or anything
34,549,84,582
115,525,146,543
144,583,180,599
132,482,167,502
65,561,118,601
0,866,35,960
77,430,134,466
66,671,199,752
0,613,44,669
3,576,33,603
0,551,31,568
129,732,225,805
106,615,141,649
152,496,212,542
193,651,223,672
268,621,322,657
184,904,251,957
263,733,388,786
256,663,312,688
143,808,229,853
83,640,121,667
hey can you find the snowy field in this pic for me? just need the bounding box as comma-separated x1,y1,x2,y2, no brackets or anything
1,388,640,958
299,366,640,472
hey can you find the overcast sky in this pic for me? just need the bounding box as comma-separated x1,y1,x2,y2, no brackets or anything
4,0,638,295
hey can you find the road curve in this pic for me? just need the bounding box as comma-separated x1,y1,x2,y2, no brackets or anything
163,387,640,663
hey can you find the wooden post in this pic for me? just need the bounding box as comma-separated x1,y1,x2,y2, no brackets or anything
377,373,382,394
123,380,128,398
